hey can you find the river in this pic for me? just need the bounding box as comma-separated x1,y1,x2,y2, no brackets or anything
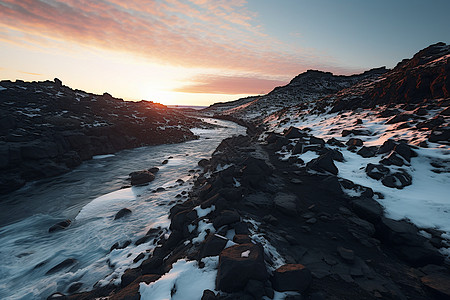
0,118,246,300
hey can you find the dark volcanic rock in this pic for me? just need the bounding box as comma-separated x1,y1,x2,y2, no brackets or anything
213,210,240,228
380,152,406,166
378,139,397,154
271,264,312,293
421,273,450,299
114,208,132,220
346,138,364,147
351,198,383,223
357,146,378,158
381,170,412,189
429,127,450,144
130,170,155,186
199,234,228,258
284,127,307,139
274,193,298,216
216,243,268,292
307,152,339,175
365,163,390,180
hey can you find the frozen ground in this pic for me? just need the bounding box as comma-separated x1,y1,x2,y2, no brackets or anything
264,104,450,253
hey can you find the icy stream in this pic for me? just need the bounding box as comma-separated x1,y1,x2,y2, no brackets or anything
0,118,246,300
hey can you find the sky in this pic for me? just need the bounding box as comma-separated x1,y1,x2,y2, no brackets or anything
0,0,449,106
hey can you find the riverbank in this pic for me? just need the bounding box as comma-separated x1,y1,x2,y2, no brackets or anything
0,118,246,300
0,79,211,195
65,120,450,300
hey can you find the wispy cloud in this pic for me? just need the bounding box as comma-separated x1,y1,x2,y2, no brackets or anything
19,70,43,76
0,0,353,79
174,74,288,94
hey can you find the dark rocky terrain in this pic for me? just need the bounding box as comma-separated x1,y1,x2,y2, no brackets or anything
203,68,387,122
0,79,209,195
58,43,450,300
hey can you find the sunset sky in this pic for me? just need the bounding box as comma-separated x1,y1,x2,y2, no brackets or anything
1,0,449,106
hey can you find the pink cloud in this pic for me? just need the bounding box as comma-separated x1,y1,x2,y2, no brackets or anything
0,0,357,80
173,74,288,94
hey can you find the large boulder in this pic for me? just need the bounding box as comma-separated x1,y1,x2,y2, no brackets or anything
307,152,339,175
271,264,312,293
216,243,268,292
114,208,132,220
129,170,155,186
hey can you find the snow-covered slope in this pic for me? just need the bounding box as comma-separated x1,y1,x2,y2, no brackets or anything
203,67,387,122
207,42,450,257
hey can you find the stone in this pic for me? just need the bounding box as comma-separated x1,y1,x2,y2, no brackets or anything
429,128,450,143
346,138,364,147
121,268,142,288
199,234,228,258
357,146,378,158
381,170,412,189
233,234,252,244
216,243,268,292
351,198,383,223
306,152,339,175
129,170,155,186
365,163,390,180
393,143,414,162
380,152,405,166
310,136,325,147
284,127,306,139
48,219,71,233
327,137,345,147
148,167,159,174
421,273,450,298
292,141,305,155
271,264,312,292
201,290,217,300
245,279,265,299
377,139,397,154
274,193,298,216
111,274,160,300
337,246,354,262
213,210,240,229
114,208,132,220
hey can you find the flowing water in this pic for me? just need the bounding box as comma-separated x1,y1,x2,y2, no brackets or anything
0,118,246,300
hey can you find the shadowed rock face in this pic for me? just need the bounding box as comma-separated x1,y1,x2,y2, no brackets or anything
330,42,450,112
0,79,208,195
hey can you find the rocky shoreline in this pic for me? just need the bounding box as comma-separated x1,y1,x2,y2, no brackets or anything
0,79,211,195
60,119,450,300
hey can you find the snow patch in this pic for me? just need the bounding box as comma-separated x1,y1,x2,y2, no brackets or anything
140,257,218,300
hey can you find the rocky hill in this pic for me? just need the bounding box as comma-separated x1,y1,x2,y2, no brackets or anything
203,68,387,121
0,79,208,194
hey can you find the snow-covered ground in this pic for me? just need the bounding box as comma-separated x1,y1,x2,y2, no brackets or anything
264,104,450,254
